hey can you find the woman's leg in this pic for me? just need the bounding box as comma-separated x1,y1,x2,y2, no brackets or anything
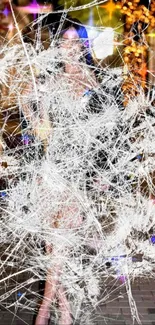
58,285,72,325
33,279,46,324
35,271,58,325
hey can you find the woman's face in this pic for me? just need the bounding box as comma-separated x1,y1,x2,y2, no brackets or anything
60,27,82,59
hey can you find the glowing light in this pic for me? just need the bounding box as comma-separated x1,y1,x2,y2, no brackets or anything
119,275,126,283
22,134,30,145
8,23,14,31
137,154,141,159
16,3,51,14
119,0,151,102
93,27,114,59
87,9,99,40
2,7,10,17
139,62,147,80
151,236,155,244
30,0,38,20
0,191,7,198
148,33,155,37
100,0,117,20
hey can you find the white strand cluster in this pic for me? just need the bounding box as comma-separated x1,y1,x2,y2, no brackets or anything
0,16,155,324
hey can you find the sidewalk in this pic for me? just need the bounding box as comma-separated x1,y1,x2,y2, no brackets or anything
0,277,155,324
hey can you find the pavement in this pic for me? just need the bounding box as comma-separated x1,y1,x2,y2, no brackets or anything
1,277,155,325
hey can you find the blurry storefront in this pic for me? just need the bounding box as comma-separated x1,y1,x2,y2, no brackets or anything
0,0,155,89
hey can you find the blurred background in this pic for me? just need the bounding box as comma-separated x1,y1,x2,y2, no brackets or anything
0,4,155,324
0,0,155,144
0,0,155,84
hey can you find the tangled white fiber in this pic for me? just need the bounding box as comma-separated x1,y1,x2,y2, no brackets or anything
0,5,155,324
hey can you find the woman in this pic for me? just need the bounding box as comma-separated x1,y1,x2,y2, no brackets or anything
58,18,97,97
34,19,98,325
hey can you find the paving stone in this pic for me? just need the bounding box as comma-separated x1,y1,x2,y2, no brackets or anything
121,307,131,315
132,295,144,300
146,315,155,321
140,286,155,291
148,308,155,314
103,307,121,315
136,302,155,308
119,302,131,308
107,318,126,323
143,297,155,301
122,307,148,315
133,291,153,296
2,277,155,324
127,323,153,325
140,314,155,320
105,302,121,307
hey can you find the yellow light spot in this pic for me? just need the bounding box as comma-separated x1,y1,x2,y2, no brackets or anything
100,0,116,20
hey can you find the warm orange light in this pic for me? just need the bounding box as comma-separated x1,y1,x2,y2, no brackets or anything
100,0,117,20
117,0,152,104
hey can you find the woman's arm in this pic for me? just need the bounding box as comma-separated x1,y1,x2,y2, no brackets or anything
20,81,51,146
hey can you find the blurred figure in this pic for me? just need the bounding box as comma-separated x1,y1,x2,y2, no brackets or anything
34,19,97,325
58,18,97,98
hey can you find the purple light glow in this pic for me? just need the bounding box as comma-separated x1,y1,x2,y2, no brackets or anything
31,0,38,20
151,236,155,244
18,3,51,15
22,134,30,145
119,275,126,283
2,7,10,17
